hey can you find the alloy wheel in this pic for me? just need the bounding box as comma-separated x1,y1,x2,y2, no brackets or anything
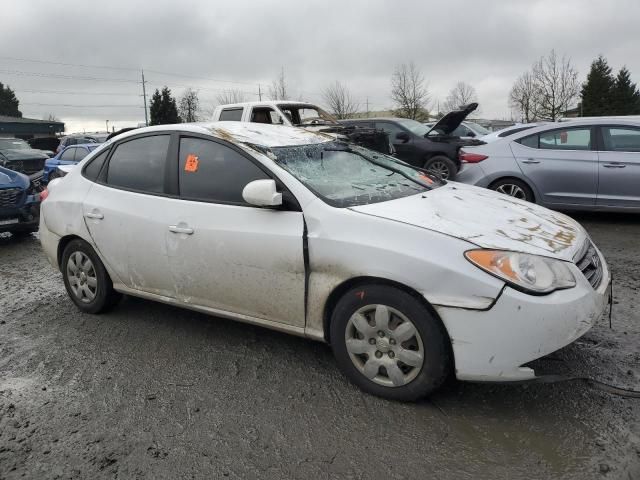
426,161,450,180
495,183,527,199
344,304,424,387
66,251,98,303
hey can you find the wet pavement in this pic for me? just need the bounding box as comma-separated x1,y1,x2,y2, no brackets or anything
0,212,638,479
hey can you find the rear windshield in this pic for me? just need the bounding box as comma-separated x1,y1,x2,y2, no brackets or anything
271,141,441,207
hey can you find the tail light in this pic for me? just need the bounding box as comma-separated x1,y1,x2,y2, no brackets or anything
459,150,488,163
39,188,49,202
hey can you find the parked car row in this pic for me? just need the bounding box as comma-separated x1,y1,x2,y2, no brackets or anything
0,133,107,237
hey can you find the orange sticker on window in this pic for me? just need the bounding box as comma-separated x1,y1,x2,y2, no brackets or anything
418,173,434,184
185,154,199,172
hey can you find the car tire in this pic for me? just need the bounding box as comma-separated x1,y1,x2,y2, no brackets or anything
490,178,535,203
423,155,457,181
330,284,452,401
61,239,121,314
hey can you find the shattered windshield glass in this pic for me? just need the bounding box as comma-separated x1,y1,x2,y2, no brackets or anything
271,141,441,207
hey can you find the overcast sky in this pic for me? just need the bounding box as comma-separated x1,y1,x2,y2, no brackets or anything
2,0,639,133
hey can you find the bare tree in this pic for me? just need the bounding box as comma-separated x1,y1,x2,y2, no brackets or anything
509,72,537,122
443,82,478,111
391,62,429,120
531,49,579,121
215,88,248,105
322,81,358,119
179,88,201,123
268,67,288,101
43,113,60,122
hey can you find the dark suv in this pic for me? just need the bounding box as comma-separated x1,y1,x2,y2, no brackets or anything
340,104,484,180
0,137,50,175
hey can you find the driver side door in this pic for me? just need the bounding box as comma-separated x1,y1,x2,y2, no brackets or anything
166,135,306,327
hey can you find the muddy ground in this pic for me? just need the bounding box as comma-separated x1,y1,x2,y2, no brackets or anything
0,213,638,479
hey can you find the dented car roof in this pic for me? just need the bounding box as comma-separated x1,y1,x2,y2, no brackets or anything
110,122,333,149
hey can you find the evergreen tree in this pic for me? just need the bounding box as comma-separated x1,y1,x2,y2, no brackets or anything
149,89,162,126
611,67,640,115
0,82,22,117
149,86,181,125
580,55,615,116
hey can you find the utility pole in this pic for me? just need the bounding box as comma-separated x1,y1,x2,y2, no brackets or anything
105,120,109,132
258,84,262,101
366,97,369,118
141,69,149,126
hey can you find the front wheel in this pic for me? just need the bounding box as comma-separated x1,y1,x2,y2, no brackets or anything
330,284,451,401
423,155,457,181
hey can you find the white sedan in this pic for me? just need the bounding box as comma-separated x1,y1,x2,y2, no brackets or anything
39,122,611,401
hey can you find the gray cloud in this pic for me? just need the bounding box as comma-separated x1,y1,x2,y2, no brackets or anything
1,0,639,131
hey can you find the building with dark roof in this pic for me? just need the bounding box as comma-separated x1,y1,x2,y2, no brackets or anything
0,115,65,139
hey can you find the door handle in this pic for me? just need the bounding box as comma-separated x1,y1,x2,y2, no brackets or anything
521,158,540,164
603,163,626,168
168,225,194,235
85,211,104,220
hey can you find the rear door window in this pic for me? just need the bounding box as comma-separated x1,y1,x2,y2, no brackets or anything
178,137,269,204
219,108,244,121
539,128,592,150
74,147,90,161
602,127,640,152
59,148,76,161
82,149,110,181
105,135,170,193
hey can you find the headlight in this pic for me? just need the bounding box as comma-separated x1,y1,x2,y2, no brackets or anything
465,250,576,294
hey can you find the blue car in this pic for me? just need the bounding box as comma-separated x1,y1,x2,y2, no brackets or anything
0,165,42,236
44,143,99,183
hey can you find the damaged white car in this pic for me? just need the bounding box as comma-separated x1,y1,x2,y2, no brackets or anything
39,123,611,401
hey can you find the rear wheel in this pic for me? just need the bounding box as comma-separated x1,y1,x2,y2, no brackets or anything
423,155,457,181
490,178,534,202
330,284,451,401
61,239,121,314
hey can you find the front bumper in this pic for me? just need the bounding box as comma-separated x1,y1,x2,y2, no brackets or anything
435,252,611,382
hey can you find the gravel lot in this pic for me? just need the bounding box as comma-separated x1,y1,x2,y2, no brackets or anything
0,212,638,479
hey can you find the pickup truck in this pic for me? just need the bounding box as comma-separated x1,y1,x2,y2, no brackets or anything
212,101,392,155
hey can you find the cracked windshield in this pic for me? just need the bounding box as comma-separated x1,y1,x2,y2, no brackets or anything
272,142,440,207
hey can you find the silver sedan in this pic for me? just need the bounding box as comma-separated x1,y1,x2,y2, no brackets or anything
456,118,640,211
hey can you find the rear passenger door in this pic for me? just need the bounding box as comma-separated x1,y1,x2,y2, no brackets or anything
511,126,598,207
596,125,640,208
83,134,175,295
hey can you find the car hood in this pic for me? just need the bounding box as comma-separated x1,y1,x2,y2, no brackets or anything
349,182,587,262
0,165,28,188
426,103,478,136
0,148,50,161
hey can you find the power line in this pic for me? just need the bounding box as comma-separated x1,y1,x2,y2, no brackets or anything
0,69,138,83
15,88,139,96
21,102,143,108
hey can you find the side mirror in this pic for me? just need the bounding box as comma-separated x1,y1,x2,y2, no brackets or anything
242,179,282,207
396,132,410,142
467,131,476,137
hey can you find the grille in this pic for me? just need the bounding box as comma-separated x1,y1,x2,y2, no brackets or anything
576,241,603,289
0,188,22,208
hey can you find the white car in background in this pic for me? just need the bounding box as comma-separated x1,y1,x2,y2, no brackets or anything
39,122,610,401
